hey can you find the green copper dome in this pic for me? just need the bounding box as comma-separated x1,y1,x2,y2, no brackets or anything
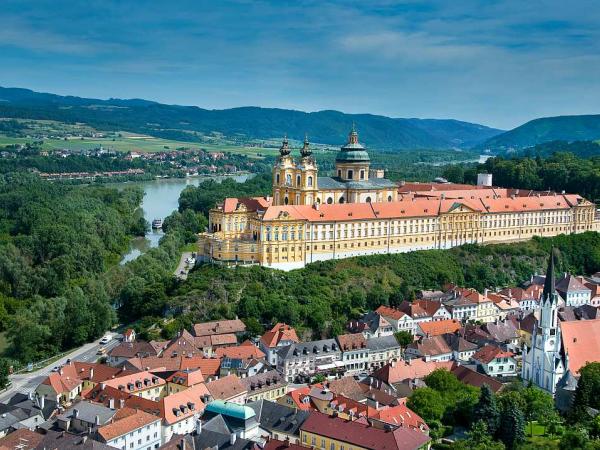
336,127,370,163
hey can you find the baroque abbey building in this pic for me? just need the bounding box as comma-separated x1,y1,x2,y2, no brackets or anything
199,128,599,270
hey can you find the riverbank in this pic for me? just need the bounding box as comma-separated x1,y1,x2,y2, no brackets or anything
118,173,252,263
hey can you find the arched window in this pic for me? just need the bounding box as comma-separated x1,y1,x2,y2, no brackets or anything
366,196,372,203
296,175,301,186
284,196,289,205
347,169,354,180
360,170,365,180
388,195,392,202
316,197,321,204
276,173,280,184
337,169,342,178
339,197,345,204
308,176,313,187
327,197,333,204
286,174,292,186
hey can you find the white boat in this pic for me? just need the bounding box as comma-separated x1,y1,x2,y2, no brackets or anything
151,218,162,229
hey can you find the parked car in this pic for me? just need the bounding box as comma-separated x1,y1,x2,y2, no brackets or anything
99,335,111,345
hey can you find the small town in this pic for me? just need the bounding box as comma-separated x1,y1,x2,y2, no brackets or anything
0,248,598,450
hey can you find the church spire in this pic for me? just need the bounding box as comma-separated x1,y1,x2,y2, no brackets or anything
300,133,312,157
279,135,291,156
348,123,359,145
542,247,557,304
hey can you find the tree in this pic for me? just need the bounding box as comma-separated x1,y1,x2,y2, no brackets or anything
573,363,600,420
0,358,11,390
498,395,525,450
452,421,505,450
407,387,446,423
473,384,500,435
394,330,413,348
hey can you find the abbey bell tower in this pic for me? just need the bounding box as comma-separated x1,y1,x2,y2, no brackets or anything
272,135,319,206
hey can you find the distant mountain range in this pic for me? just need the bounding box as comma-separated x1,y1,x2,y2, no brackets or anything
478,114,600,150
1,87,599,152
0,87,502,150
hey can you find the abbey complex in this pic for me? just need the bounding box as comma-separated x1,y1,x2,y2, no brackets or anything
199,128,600,270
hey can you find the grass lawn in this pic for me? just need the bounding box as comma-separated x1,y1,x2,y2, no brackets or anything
0,132,278,157
526,422,546,437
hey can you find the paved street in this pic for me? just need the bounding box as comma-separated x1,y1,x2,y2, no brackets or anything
174,251,193,280
0,332,121,402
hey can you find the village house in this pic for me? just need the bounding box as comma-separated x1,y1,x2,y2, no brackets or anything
259,323,300,366
472,345,518,377
336,333,370,375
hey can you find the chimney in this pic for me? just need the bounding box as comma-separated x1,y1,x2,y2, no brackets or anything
195,418,202,435
109,398,115,409
180,438,186,450
100,382,106,390
89,368,94,380
95,415,100,426
40,396,45,410
73,408,79,418
119,399,125,409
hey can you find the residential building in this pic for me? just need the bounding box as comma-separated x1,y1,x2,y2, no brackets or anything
472,345,517,377
259,323,300,366
248,399,310,444
201,400,259,440
299,411,431,450
241,370,288,402
405,335,453,362
416,319,461,337
36,364,83,405
366,335,401,370
277,339,342,382
108,341,160,367
336,334,369,374
206,374,248,404
56,401,117,434
375,305,414,333
347,311,394,338
97,407,162,450
103,371,167,401
442,333,479,361
556,274,592,307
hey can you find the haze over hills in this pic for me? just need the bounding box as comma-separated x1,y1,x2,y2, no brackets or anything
479,114,600,150
0,87,502,150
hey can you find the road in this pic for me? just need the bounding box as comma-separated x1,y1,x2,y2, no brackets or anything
174,252,193,280
0,333,122,403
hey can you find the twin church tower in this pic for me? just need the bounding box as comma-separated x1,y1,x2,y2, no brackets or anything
272,127,397,207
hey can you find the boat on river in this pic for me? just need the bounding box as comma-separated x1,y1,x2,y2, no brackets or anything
151,218,163,229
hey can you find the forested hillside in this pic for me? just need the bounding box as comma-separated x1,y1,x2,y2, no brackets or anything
0,87,502,150
480,114,600,150
471,153,600,202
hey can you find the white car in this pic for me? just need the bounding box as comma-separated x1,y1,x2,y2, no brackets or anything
99,335,111,345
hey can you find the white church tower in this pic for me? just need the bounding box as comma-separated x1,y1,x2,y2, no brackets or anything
522,248,565,394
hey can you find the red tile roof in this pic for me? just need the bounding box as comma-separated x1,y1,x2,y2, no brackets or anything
41,364,82,394
374,403,428,431
206,374,247,400
260,323,300,348
376,305,407,320
561,318,600,373
472,345,514,364
418,319,461,336
372,359,453,384
98,408,160,441
300,411,430,450
336,333,367,351
192,319,246,337
215,343,265,360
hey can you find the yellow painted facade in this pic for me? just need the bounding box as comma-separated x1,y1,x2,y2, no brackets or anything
199,130,599,271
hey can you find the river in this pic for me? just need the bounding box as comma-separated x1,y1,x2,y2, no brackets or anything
118,174,251,264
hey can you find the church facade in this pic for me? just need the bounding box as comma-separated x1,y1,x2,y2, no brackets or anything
198,128,599,271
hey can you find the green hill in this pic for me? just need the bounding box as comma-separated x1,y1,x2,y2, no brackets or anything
479,114,600,150
0,86,502,150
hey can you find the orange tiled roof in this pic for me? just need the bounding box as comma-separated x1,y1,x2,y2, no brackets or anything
98,408,159,441
372,359,453,384
160,384,209,425
336,333,367,351
375,305,407,320
260,323,300,348
192,319,246,337
103,370,165,394
561,318,600,373
206,374,247,400
41,364,82,394
374,403,428,431
418,319,461,336
215,343,265,360
166,368,205,386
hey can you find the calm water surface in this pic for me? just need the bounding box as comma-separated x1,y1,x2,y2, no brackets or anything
118,174,251,263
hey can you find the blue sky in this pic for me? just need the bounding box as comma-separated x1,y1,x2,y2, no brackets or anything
1,0,598,129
